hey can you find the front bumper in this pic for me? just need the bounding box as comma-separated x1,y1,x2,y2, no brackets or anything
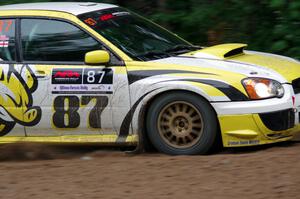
219,113,300,147
214,84,300,147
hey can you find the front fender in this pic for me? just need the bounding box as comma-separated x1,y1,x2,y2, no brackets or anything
129,80,230,137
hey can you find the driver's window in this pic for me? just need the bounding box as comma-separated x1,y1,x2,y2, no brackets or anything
21,19,102,62
0,19,16,62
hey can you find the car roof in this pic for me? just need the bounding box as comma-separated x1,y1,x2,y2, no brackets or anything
0,2,118,16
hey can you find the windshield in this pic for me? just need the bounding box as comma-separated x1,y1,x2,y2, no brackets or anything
79,8,200,61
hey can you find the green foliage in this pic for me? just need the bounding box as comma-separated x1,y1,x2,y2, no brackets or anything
0,0,49,4
0,0,298,59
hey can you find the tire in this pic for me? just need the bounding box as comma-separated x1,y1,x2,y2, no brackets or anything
146,92,218,155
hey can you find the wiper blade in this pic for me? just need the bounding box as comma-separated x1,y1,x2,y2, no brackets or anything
136,51,172,60
165,44,202,53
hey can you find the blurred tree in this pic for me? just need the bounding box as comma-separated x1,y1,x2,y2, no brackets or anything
0,0,298,59
269,0,300,59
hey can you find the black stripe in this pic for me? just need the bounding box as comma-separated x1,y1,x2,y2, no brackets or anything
158,79,248,101
52,91,113,94
0,70,4,81
117,89,160,142
128,70,216,85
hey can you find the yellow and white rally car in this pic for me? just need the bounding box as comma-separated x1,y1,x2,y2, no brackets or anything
0,2,299,155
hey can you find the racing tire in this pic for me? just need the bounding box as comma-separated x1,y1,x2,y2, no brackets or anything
146,92,218,155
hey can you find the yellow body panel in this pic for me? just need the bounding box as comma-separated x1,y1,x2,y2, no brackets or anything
0,135,138,144
0,65,40,126
183,43,300,83
187,82,227,97
232,53,300,82
184,43,247,59
220,114,299,147
85,50,110,65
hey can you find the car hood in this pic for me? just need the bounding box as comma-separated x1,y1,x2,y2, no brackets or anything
153,43,300,83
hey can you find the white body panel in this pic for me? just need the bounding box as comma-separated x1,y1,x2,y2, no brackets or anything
24,65,131,137
212,84,294,115
0,2,117,16
153,56,287,83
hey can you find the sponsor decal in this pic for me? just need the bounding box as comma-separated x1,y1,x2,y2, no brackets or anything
0,65,41,136
51,68,113,94
84,18,97,26
0,41,8,48
0,20,13,32
0,35,9,48
52,69,82,84
228,140,260,146
99,12,130,21
100,14,115,21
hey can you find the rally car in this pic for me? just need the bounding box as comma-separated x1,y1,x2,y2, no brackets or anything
0,2,299,155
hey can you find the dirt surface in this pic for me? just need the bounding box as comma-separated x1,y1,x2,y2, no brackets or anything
0,138,300,199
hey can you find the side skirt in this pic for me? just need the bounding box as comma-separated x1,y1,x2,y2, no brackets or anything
0,135,138,145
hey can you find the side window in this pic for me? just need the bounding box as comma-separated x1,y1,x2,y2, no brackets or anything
21,19,102,62
0,19,15,62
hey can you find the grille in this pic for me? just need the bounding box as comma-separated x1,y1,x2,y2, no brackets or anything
259,109,295,131
292,78,300,94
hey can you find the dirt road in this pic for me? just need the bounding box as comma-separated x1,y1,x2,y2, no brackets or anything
0,139,300,199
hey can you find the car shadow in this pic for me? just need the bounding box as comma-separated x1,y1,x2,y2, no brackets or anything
0,140,299,161
0,143,132,162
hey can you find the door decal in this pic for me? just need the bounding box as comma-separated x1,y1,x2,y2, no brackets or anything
0,64,41,136
51,68,113,94
52,96,108,129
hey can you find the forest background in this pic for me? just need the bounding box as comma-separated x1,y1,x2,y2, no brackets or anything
1,0,299,59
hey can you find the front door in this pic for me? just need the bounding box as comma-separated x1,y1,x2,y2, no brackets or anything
19,18,131,141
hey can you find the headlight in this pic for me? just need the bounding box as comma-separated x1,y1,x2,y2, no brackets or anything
242,78,284,100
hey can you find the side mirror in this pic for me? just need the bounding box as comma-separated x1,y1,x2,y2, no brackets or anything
85,50,110,65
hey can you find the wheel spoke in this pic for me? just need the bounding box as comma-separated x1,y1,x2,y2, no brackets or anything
183,104,189,113
164,131,172,138
181,137,187,144
174,104,180,114
160,121,170,126
171,135,177,143
192,122,202,128
187,107,194,115
186,134,194,142
191,129,200,136
164,111,172,119
192,115,201,122
169,105,176,114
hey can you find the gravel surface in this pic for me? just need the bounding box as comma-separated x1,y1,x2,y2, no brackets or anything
0,138,300,199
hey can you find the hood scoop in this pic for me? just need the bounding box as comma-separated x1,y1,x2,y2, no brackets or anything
185,43,248,60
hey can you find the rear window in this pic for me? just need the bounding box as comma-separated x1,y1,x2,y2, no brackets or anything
0,19,16,62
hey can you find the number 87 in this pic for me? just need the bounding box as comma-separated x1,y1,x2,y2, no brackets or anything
87,70,105,83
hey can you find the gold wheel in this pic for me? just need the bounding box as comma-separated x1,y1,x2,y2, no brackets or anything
157,101,203,149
